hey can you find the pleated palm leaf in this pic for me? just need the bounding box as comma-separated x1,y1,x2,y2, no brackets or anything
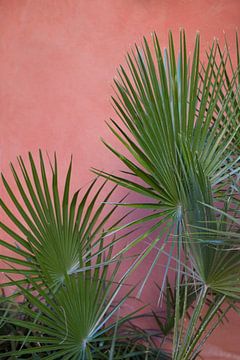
94,29,239,241
172,185,240,360
0,243,145,359
0,151,128,289
0,291,171,360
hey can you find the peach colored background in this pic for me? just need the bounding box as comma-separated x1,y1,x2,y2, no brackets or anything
1,0,240,358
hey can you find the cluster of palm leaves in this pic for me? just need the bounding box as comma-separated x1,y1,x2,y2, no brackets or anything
94,29,240,358
0,30,239,359
0,152,149,359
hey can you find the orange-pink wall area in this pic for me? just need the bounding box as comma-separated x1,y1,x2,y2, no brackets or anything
1,1,240,358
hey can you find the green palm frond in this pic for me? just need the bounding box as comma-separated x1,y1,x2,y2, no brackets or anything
0,242,145,359
0,292,171,360
0,151,129,289
172,185,240,359
187,186,240,299
94,30,239,211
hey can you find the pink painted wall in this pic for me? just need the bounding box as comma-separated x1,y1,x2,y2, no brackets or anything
0,1,240,358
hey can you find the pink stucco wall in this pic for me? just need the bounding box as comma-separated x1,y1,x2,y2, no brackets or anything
1,1,240,358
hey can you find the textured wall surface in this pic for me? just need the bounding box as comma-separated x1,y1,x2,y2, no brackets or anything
0,1,240,358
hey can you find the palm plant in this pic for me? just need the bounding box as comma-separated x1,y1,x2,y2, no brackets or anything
93,29,240,357
0,29,239,359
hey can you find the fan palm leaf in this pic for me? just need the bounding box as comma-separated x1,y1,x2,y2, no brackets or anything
172,177,240,359
94,30,239,208
0,242,146,359
0,151,130,289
